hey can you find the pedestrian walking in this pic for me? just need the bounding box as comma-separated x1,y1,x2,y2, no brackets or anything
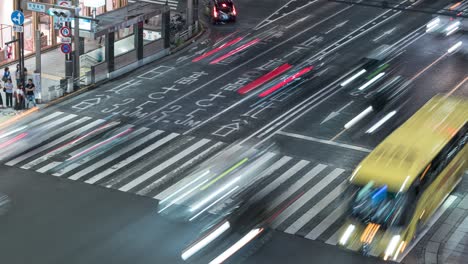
25,78,37,108
4,79,14,108
2,67,10,84
14,84,25,110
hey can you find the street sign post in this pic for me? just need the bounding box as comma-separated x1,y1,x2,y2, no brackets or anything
27,2,46,13
61,43,72,54
60,37,72,44
11,10,25,26
13,25,24,33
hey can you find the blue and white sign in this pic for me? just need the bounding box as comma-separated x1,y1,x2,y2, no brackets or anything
11,10,25,26
27,2,46,13
61,43,71,54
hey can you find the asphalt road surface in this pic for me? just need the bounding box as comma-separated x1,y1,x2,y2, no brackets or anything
0,0,467,263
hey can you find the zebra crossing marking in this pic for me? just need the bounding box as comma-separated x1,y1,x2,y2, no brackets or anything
5,116,92,166
271,168,345,228
68,129,163,181
267,164,327,211
119,138,212,192
305,199,350,240
20,119,107,170
86,132,179,184
284,182,347,234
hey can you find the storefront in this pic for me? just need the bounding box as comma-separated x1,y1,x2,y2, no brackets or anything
0,0,129,67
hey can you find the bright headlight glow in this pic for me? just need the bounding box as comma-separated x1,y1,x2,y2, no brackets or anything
339,224,355,245
209,228,264,264
445,21,461,32
384,235,401,260
426,17,440,30
341,69,367,87
358,72,385,91
448,41,463,54
181,221,231,260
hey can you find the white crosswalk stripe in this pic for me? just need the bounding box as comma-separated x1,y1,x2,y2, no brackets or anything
305,199,350,240
119,138,211,191
251,160,310,203
5,116,93,166
267,164,327,211
68,129,163,181
86,132,179,184
284,182,347,234
271,168,345,229
20,119,107,170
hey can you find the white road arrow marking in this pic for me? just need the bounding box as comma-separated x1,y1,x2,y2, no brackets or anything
373,27,397,42
325,20,349,34
320,100,353,124
285,15,312,29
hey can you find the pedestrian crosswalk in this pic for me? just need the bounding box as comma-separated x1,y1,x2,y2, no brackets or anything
1,110,354,246
129,0,180,10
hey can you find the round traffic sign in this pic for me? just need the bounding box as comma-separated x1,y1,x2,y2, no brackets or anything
61,43,72,54
60,26,71,37
11,10,25,26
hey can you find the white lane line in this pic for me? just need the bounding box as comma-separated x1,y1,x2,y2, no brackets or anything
69,129,162,181
344,106,373,129
366,110,397,133
277,131,372,153
37,161,62,173
143,3,355,123
118,138,211,192
86,133,179,184
140,142,225,196
5,116,92,166
305,199,350,240
250,160,310,204
254,0,319,30
285,182,347,234
20,119,106,170
52,127,147,178
271,168,345,229
396,195,458,262
267,164,327,211
285,15,311,29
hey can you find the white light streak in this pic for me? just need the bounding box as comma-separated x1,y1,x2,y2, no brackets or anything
366,110,397,134
160,170,210,204
344,106,374,129
0,126,28,140
209,228,264,264
189,186,239,221
358,72,385,91
190,177,241,212
399,175,410,193
158,178,210,213
181,221,231,260
339,224,355,245
446,26,459,36
340,69,367,87
384,235,401,260
448,41,463,54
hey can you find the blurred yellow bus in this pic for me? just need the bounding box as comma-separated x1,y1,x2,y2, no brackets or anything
338,94,467,261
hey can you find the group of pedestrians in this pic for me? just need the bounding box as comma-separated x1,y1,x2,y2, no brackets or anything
0,65,36,110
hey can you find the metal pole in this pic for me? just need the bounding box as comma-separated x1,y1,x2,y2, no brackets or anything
35,30,41,74
73,0,80,89
187,0,193,37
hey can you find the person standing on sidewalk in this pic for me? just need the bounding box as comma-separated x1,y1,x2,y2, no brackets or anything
25,79,37,108
2,67,10,84
14,84,25,110
15,64,21,87
4,79,13,108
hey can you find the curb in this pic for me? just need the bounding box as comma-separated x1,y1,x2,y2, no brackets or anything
170,21,207,54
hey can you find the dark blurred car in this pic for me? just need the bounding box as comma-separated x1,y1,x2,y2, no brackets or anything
204,0,237,24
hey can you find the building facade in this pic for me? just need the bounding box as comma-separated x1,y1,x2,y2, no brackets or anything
0,0,128,66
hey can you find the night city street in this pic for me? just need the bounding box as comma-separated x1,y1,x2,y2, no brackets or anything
0,0,467,264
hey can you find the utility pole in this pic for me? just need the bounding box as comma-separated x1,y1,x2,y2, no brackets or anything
73,0,80,89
